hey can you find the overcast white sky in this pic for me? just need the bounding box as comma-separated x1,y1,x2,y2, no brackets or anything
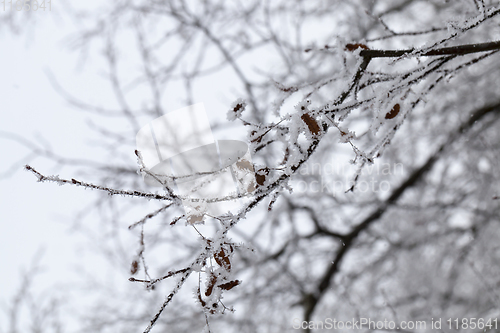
0,3,99,321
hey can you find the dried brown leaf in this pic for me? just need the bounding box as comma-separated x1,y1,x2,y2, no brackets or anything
205,274,217,297
255,167,270,187
346,43,369,51
130,260,139,275
236,159,254,172
301,113,321,135
217,280,241,291
214,248,231,270
385,104,400,119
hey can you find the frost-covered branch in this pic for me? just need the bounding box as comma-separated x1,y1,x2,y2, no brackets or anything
303,100,500,321
24,165,175,201
359,40,500,58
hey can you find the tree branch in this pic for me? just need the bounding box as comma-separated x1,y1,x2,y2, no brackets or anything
303,100,500,322
360,40,500,58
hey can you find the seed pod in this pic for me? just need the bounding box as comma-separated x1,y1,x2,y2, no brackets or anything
236,159,254,172
218,280,241,291
130,260,139,275
345,43,369,51
301,113,321,135
205,274,218,297
255,167,270,187
214,248,231,270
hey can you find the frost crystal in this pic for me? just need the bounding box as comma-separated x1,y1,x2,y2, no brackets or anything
294,99,311,112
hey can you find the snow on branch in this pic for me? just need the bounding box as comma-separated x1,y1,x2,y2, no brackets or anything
24,165,175,201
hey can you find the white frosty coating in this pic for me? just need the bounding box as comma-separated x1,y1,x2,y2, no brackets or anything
295,99,311,112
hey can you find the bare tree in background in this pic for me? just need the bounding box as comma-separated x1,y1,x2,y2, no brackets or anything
4,0,500,332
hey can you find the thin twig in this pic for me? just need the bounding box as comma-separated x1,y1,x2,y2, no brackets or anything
24,165,174,201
